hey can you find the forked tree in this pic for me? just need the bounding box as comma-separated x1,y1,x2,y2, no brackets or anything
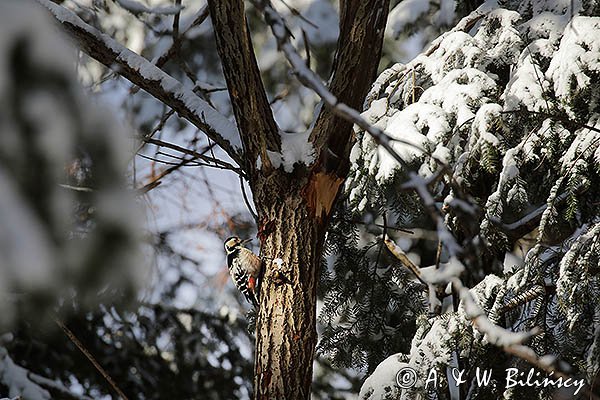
207,2,389,398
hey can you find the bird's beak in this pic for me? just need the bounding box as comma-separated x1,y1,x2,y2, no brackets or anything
240,238,252,245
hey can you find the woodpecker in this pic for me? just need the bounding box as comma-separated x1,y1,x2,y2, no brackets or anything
224,236,262,307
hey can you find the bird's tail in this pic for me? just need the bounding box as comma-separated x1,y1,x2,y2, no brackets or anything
250,291,259,308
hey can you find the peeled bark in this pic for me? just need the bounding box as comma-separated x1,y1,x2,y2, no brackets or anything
251,160,355,399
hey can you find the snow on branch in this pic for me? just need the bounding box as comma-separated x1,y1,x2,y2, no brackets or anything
387,233,538,345
384,234,595,396
450,277,591,396
115,0,183,16
26,372,93,400
0,347,50,400
36,0,243,167
452,278,539,347
0,344,92,400
386,234,532,344
350,3,600,398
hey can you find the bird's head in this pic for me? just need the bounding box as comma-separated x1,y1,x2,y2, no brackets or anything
224,236,252,253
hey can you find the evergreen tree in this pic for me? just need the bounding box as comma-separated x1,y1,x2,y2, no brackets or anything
321,1,600,398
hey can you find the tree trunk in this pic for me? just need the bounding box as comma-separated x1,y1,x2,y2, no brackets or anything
254,183,327,399
252,159,347,399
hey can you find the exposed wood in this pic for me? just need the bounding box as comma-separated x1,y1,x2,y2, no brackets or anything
384,238,425,283
302,171,344,221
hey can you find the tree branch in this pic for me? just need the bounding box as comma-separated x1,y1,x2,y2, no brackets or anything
55,319,129,400
253,0,390,175
27,372,94,400
37,0,244,167
310,0,390,175
143,138,242,174
207,0,281,177
252,0,406,178
251,0,395,222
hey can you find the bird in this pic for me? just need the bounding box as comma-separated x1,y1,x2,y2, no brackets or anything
224,236,262,307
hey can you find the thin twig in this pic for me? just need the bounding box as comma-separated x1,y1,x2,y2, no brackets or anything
55,319,129,400
277,0,318,28
138,152,200,166
302,28,311,69
143,138,243,175
240,175,259,223
138,156,197,193
155,5,210,68
172,0,182,51
338,218,413,234
384,238,427,286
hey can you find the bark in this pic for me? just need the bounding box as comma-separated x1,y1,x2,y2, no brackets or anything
207,0,280,178
251,1,388,393
253,177,326,399
310,0,390,171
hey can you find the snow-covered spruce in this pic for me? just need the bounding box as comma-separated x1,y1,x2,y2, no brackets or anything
319,1,600,399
